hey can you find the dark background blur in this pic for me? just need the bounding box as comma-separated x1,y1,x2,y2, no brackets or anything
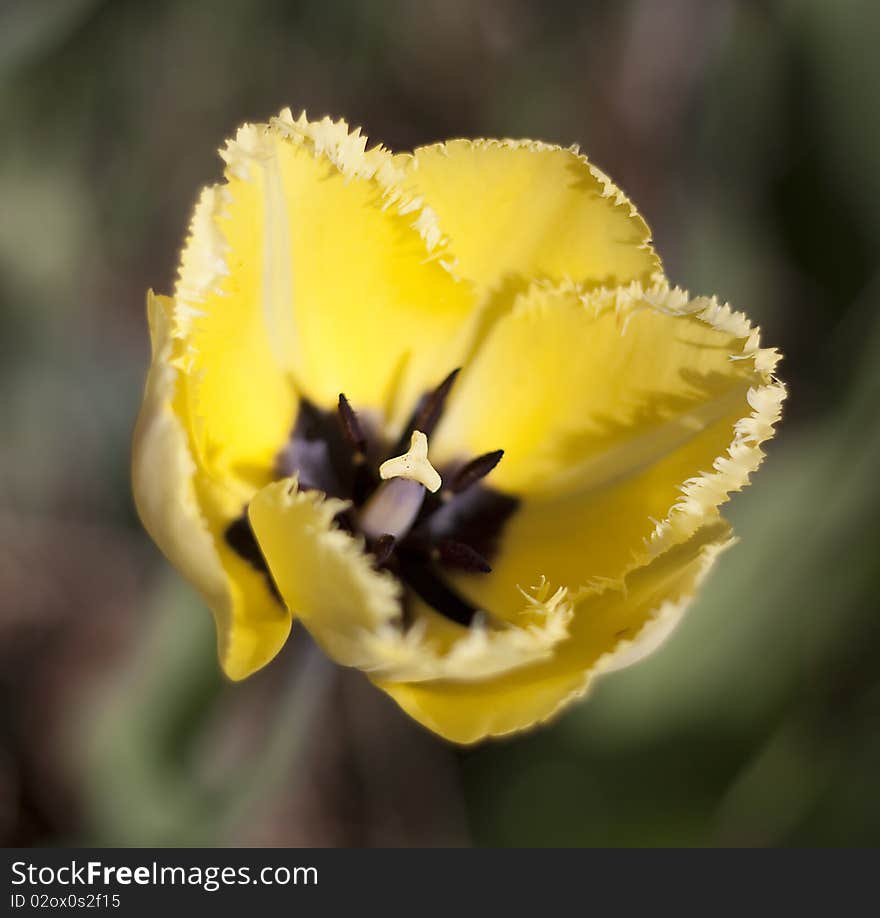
1,0,879,847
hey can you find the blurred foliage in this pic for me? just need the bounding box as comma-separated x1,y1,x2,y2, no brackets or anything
0,0,878,846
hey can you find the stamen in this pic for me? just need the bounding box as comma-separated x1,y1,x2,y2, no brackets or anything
394,367,460,453
379,430,442,493
276,399,349,498
397,557,481,627
434,539,492,573
337,393,366,455
371,534,396,567
448,449,504,493
413,367,460,436
418,485,519,562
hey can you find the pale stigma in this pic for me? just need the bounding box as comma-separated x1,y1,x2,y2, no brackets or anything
379,430,442,493
359,431,442,540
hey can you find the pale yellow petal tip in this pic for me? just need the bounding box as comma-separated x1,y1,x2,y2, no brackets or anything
365,582,573,686
379,430,442,492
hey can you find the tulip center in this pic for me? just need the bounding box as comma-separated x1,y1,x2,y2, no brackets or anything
225,369,518,627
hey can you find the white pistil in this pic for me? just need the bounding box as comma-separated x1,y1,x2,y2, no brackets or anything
379,431,442,493
359,477,425,540
359,431,442,540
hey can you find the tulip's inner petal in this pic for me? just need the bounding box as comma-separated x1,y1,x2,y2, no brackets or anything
430,281,784,616
358,580,573,684
396,139,661,294
218,113,477,424
376,520,733,744
248,478,573,684
134,293,291,682
248,479,404,670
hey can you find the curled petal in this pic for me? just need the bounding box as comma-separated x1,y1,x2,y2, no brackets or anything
132,292,227,609
248,479,573,682
132,293,291,680
360,579,573,683
248,479,403,669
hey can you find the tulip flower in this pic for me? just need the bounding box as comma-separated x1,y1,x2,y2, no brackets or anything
133,110,785,743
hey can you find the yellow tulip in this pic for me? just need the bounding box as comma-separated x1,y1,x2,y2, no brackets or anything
132,110,785,744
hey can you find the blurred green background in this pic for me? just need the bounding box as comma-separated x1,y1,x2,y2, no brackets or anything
1,0,878,847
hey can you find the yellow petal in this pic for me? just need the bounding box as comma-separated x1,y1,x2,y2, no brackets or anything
192,111,476,431
431,280,785,619
376,521,733,745
395,139,661,294
133,292,291,681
